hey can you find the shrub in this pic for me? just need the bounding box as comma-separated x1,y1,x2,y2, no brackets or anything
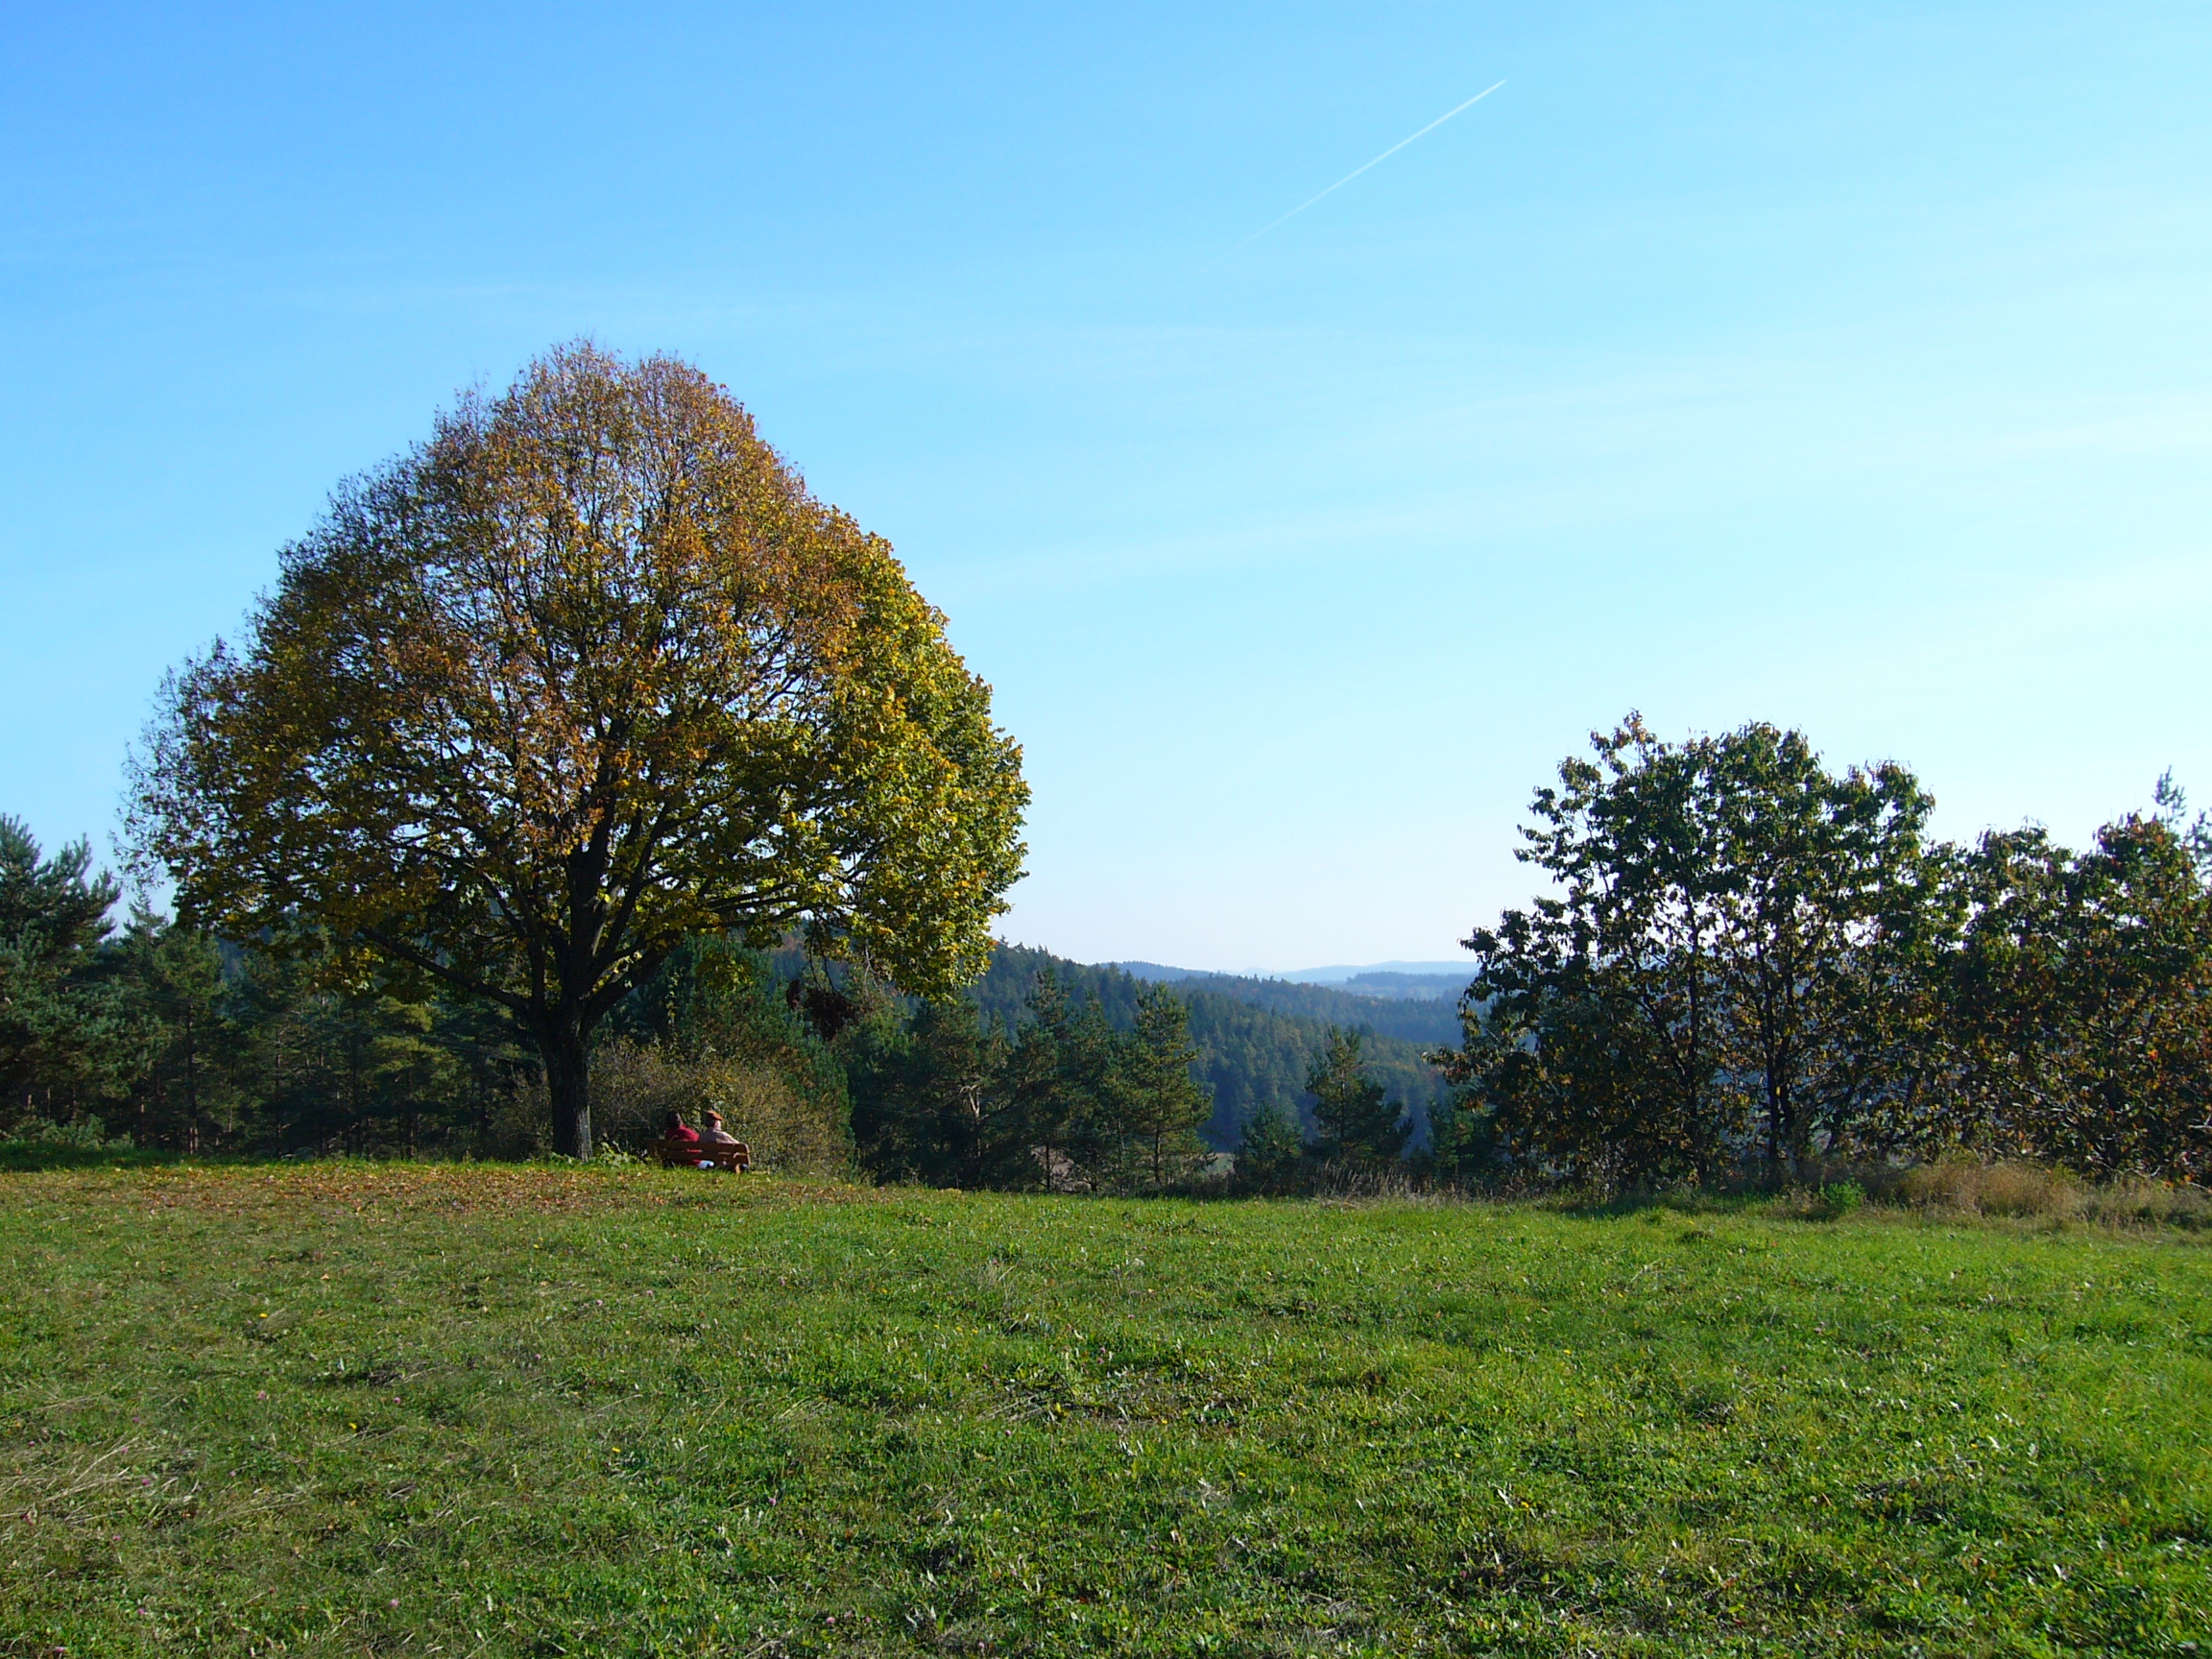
1232,1099,1309,1193
2077,1176,2212,1231
1897,1157,2077,1217
589,1039,848,1176
1817,1179,1866,1217
0,1115,131,1150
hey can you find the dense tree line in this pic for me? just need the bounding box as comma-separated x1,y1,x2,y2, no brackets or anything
835,950,1427,1193
1434,717,2212,1186
971,947,1445,1145
2,835,1401,1183
843,970,1214,1191
0,820,853,1162
26,701,2210,1192
3,817,538,1155
0,830,1274,1183
1116,966,1460,1047
1227,1028,1418,1191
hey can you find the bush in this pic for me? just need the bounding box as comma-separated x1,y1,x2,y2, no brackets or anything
480,1080,554,1160
1817,1179,1865,1217
1901,1158,2078,1217
0,1115,132,1150
1232,1099,1309,1193
2077,1176,2212,1231
0,1117,161,1171
589,1038,848,1176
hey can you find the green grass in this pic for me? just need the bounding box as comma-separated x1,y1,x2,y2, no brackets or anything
2,1165,2208,1656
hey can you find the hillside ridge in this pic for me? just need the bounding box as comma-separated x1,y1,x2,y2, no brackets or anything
973,945,1453,1148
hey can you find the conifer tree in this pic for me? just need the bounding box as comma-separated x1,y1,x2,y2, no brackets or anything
1307,1028,1405,1162
1113,983,1213,1188
0,816,122,1118
1235,1097,1308,1190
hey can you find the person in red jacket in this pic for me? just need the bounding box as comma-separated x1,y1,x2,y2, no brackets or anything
661,1110,701,1144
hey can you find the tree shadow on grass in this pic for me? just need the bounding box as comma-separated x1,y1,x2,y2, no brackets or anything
1544,1188,1763,1221
0,1142,192,1173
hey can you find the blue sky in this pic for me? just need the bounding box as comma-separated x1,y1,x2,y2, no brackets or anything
4,3,2208,972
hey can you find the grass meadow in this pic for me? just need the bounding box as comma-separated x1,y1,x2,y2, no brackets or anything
1,1162,2207,1656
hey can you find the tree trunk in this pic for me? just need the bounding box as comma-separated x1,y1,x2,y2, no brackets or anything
182,1015,201,1157
1765,1057,1785,1175
541,1015,593,1160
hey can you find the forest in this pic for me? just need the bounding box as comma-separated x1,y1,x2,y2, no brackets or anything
14,693,2212,1194
1109,961,1461,1046
9,348,2211,1195
970,948,1449,1141
0,846,1441,1190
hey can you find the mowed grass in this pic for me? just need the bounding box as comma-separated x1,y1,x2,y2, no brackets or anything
1,1166,2208,1657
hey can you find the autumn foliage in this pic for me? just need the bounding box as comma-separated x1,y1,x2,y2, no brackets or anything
130,344,1026,1156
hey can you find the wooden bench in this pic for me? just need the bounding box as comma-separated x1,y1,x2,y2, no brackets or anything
650,1138,751,1172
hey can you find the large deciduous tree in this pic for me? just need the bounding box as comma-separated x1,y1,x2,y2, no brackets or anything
1439,716,1936,1184
1697,723,1936,1172
1439,718,1735,1184
131,343,1028,1158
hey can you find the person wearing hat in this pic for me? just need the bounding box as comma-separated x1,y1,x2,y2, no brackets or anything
697,1110,739,1146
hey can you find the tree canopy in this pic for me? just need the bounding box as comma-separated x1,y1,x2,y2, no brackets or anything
1439,715,2212,1186
130,343,1027,1156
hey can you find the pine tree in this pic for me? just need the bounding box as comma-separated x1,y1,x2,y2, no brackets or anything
0,816,122,1121
1112,984,1213,1189
1307,1028,1405,1162
849,1000,1019,1189
1235,1097,1308,1190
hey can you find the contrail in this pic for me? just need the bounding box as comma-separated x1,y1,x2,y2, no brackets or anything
1199,80,1505,273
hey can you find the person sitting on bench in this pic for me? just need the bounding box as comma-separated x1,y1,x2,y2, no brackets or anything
697,1109,739,1146
661,1110,701,1145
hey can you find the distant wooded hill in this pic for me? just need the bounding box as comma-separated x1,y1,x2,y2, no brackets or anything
1332,972,1470,1001
970,946,1454,1149
1104,965,1461,1047
1115,961,1470,1001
